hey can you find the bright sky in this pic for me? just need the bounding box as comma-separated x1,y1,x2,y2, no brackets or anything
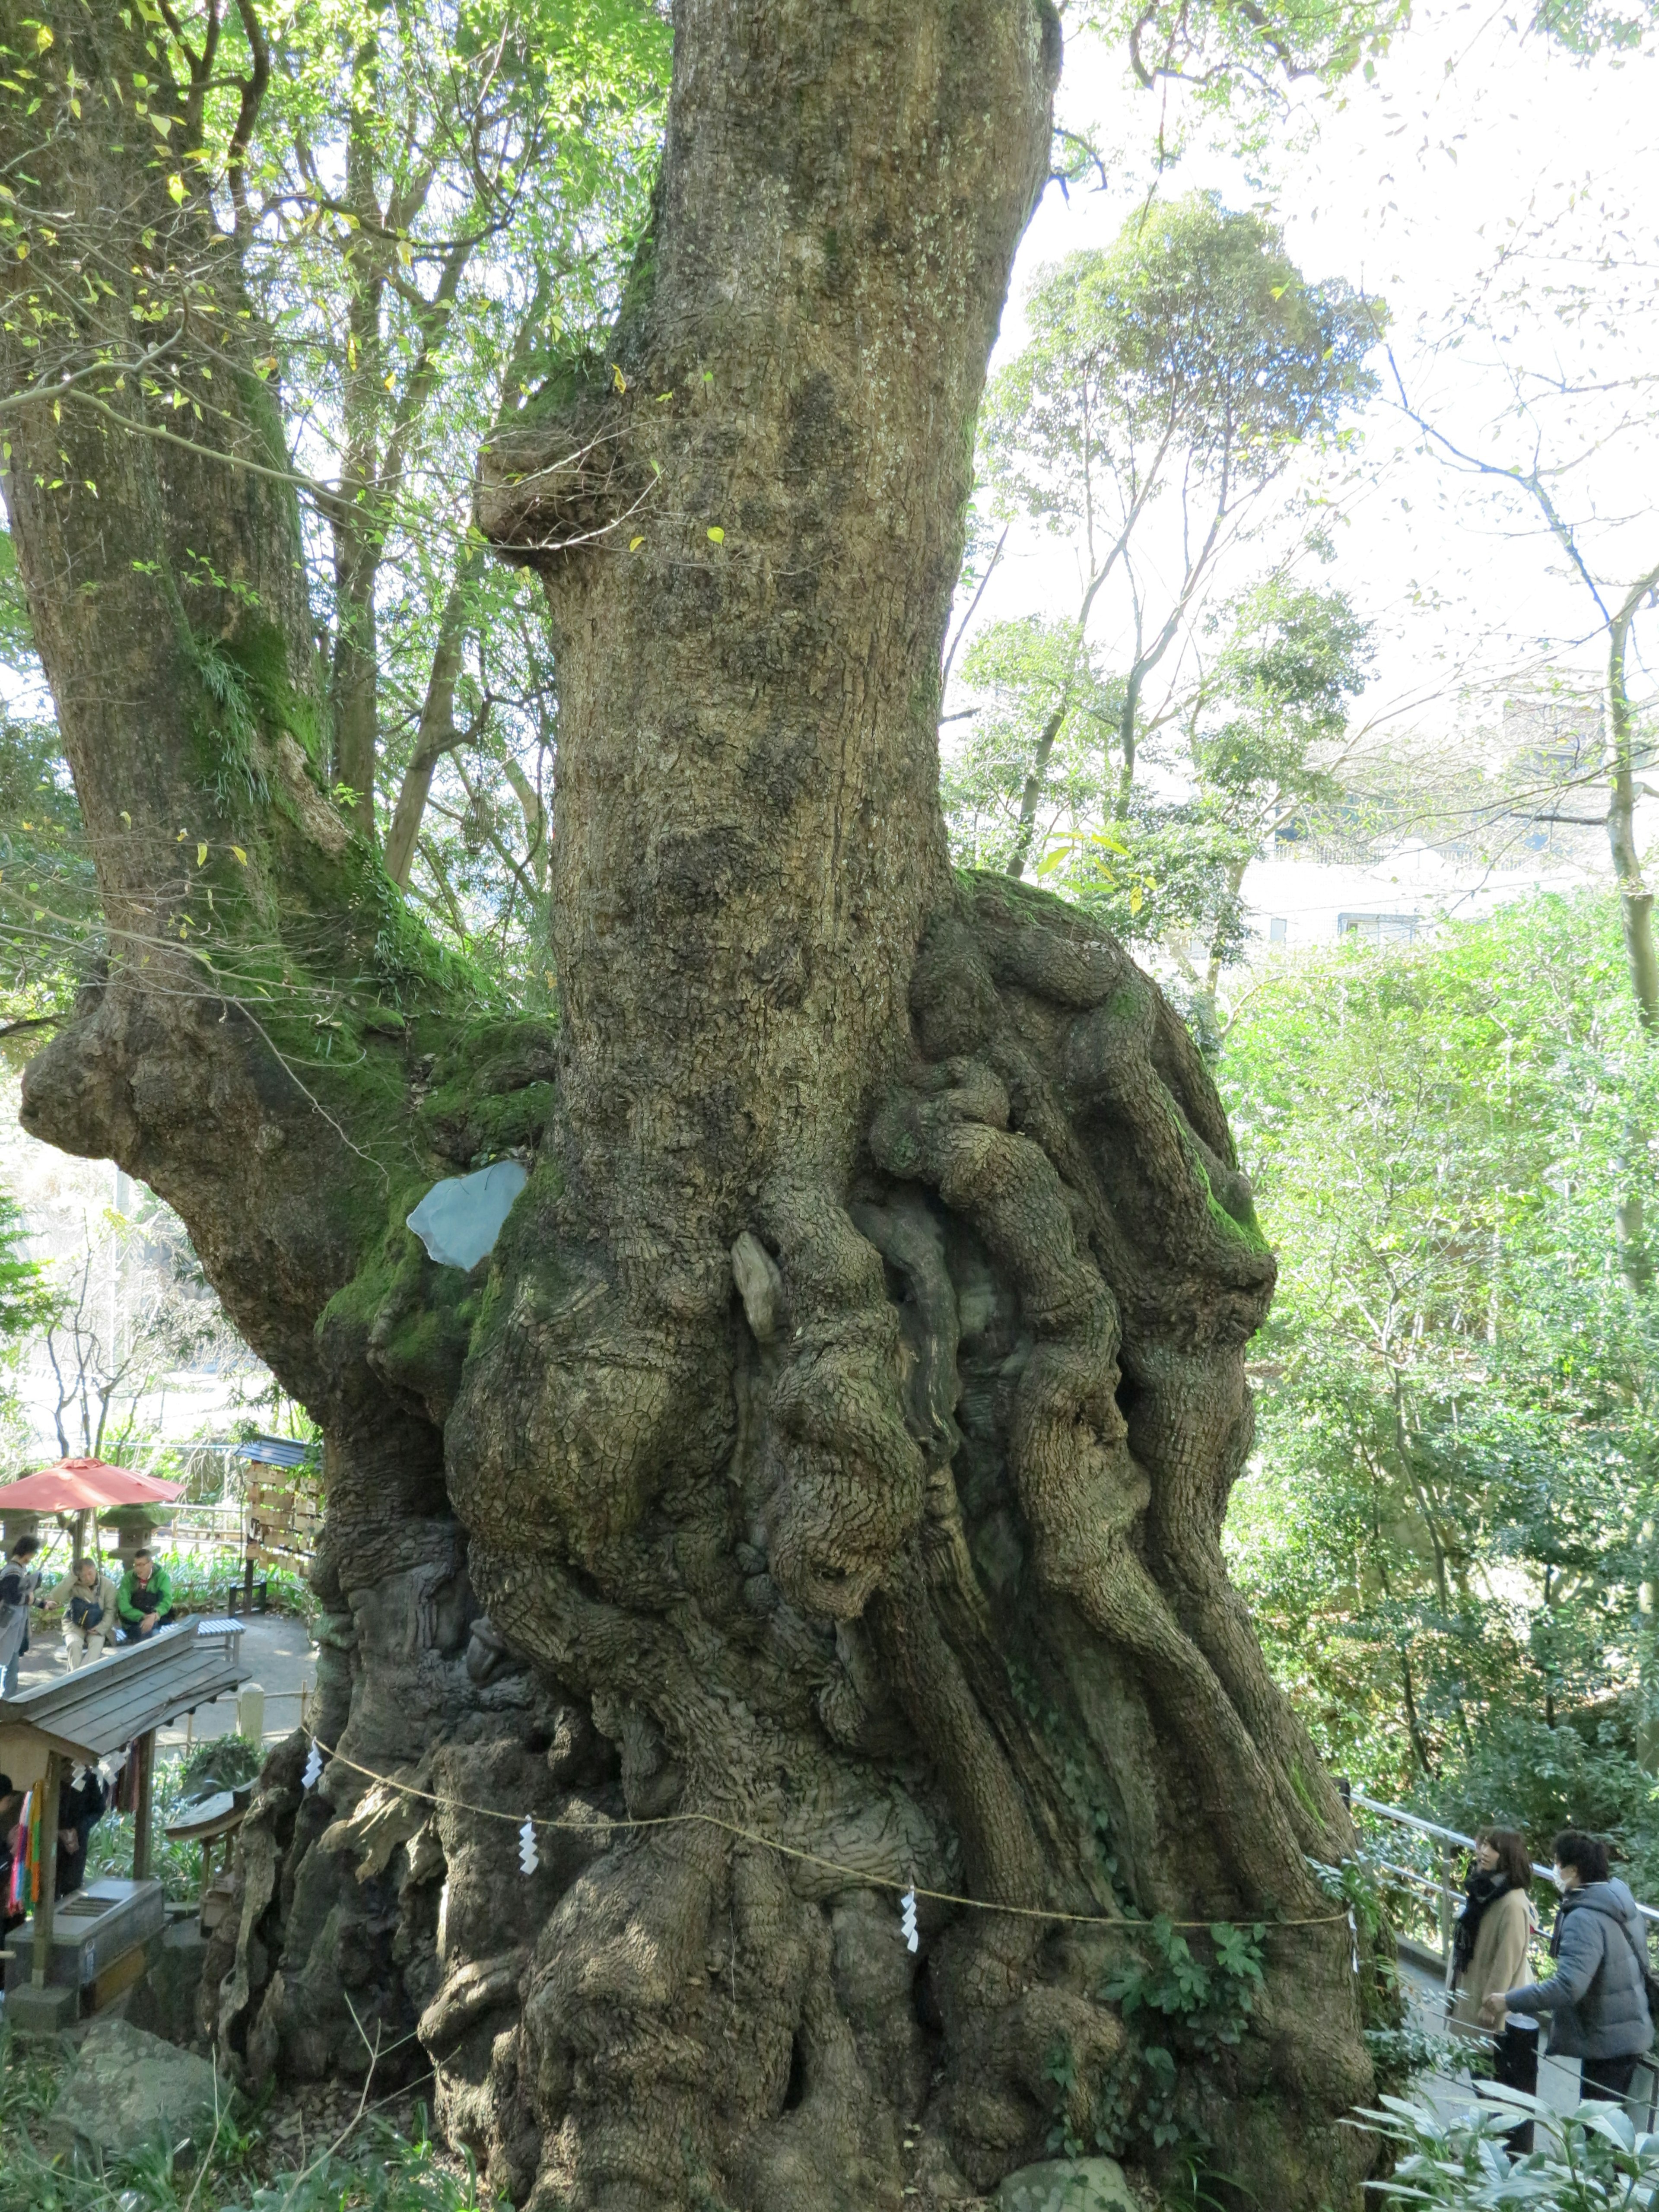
961,3,1659,757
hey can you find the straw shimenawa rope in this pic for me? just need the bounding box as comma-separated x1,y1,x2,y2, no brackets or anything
301,1729,1354,1936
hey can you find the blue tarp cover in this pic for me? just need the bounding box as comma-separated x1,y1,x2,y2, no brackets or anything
406,1159,528,1271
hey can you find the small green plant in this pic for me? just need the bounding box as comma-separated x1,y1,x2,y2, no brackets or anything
1047,1918,1267,2164
85,1743,264,1903
141,1549,318,1624
1363,2024,1491,2097
1352,2087,1659,2208
0,2031,503,2212
180,1732,266,1797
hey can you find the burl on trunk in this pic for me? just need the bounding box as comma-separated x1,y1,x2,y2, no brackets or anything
0,0,1379,2204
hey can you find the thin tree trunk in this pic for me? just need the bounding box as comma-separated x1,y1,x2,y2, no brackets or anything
384,553,481,889
1005,700,1068,877
1608,575,1659,1033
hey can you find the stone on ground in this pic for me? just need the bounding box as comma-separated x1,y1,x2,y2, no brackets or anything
995,2155,1139,2212
48,2016,226,2158
124,1921,209,2049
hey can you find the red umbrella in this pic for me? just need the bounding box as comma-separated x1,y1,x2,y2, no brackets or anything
0,1456,183,1511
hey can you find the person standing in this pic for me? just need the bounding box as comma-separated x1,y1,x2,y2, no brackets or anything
117,1551,176,1642
1484,1829,1655,2107
47,1556,120,1668
0,1535,42,1697
1450,1828,1538,2151
0,1770,24,1936
52,1764,108,1898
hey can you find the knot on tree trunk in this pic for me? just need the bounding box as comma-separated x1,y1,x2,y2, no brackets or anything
477,385,643,567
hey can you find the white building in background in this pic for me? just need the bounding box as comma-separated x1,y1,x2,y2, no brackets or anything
1239,686,1659,956
1240,835,1604,954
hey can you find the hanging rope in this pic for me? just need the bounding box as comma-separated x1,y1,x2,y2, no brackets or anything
299,1728,1354,1936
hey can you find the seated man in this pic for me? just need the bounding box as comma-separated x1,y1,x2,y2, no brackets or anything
47,1556,120,1668
117,1551,176,1642
54,1764,107,1898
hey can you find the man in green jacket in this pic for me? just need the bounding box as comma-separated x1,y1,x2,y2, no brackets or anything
117,1552,176,1642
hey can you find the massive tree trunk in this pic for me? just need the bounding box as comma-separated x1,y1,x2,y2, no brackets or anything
1,2,1377,2206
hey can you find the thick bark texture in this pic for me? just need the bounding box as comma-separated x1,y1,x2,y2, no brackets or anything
1,3,1378,2206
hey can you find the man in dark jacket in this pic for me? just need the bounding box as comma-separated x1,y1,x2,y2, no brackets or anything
0,1770,23,1934
53,1764,107,1899
1484,1829,1655,2103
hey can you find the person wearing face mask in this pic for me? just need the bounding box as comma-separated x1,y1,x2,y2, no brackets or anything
1483,1829,1655,2109
1449,1828,1538,2150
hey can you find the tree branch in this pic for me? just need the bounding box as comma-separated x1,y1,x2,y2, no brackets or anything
228,0,272,247
940,524,1008,695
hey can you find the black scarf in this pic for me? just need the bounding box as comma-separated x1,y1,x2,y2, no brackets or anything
1454,1868,1509,1977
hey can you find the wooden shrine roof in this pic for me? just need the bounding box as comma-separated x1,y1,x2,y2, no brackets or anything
0,1621,250,1764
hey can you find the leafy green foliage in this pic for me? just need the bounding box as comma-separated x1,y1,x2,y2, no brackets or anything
1223,890,1659,1881
0,1185,54,1345
0,1185,55,1448
140,1546,318,1624
948,197,1379,1016
980,196,1378,544
0,702,93,1051
1047,1919,1266,2161
1195,577,1371,817
85,1749,217,1902
1529,0,1657,51
1355,2088,1659,2208
0,2027,499,2212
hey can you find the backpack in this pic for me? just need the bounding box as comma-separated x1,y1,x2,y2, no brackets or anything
1620,1914,1659,2024
1580,1895,1659,2024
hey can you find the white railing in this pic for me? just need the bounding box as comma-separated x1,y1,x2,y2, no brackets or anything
1352,1792,1659,2128
1350,1790,1659,1993
165,1502,246,1546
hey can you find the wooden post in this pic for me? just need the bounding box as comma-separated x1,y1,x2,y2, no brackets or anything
71,1510,86,1569
32,1751,62,1986
1440,1841,1456,1991
132,1728,156,1884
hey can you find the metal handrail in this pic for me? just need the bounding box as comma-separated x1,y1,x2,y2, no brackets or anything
1352,1791,1659,1927
1351,1792,1659,2126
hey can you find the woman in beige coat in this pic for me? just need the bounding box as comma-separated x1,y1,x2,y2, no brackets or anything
1450,1827,1538,2150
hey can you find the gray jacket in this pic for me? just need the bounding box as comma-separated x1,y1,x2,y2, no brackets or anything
0,1558,36,1669
1507,1878,1656,2059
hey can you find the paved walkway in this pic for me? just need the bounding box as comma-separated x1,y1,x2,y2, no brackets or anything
12,1608,317,1752
1395,1942,1659,2129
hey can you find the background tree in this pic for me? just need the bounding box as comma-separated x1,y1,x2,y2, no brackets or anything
946,197,1377,1031
1073,575,1373,1031
1224,892,1659,1878
0,3,1386,2207
975,191,1375,831
36,1187,244,1463
939,617,1123,877
1390,352,1659,1034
